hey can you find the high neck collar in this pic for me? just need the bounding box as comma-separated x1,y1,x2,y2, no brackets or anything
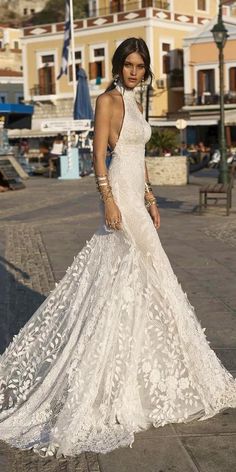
115,80,135,97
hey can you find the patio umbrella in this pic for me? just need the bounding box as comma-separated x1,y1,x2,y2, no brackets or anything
73,68,93,120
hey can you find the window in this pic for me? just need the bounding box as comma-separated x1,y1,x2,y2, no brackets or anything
37,54,55,95
197,69,215,103
23,8,27,15
110,0,124,13
42,55,55,64
88,0,97,16
31,9,35,14
89,45,106,81
69,49,82,82
197,0,206,11
14,41,19,49
161,42,171,75
0,95,6,103
94,48,105,58
0,40,3,49
17,96,24,104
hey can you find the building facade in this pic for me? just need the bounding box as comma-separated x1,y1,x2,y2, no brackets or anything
182,17,236,146
0,0,47,17
20,0,224,134
0,27,24,105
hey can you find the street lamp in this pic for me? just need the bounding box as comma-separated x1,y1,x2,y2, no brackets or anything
211,2,229,184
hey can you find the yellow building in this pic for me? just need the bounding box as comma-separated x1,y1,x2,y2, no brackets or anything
0,27,24,105
0,26,22,72
20,0,224,133
182,17,236,146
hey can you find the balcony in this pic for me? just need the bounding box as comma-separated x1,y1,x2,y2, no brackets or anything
89,0,170,17
30,84,56,97
184,91,236,107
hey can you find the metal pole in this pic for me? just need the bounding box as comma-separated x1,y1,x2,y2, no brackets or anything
145,84,150,122
70,0,77,101
218,3,228,184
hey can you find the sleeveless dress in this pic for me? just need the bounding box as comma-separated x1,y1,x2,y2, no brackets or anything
0,83,236,457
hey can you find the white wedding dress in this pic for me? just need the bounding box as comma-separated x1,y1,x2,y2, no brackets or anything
0,83,236,457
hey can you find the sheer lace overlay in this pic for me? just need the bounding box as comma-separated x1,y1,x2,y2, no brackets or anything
0,84,236,457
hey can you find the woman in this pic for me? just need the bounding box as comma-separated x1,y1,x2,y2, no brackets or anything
0,37,236,458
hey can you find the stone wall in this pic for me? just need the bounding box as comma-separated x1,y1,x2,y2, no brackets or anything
145,156,188,185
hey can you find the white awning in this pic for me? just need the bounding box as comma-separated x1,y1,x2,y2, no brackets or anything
8,129,61,139
225,110,236,125
149,118,218,127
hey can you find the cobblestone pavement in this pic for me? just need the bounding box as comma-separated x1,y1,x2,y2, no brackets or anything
0,441,100,472
0,224,55,353
0,170,236,472
0,218,101,471
204,220,236,247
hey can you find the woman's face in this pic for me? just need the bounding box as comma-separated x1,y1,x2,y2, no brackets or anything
122,52,146,89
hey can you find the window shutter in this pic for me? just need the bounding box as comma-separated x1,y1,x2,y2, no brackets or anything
38,67,46,95
89,62,97,80
197,70,205,95
229,67,236,91
50,66,55,94
69,64,73,82
163,55,170,74
101,60,105,78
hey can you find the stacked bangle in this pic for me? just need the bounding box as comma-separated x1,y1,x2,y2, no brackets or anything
95,174,114,203
145,198,157,209
144,180,158,209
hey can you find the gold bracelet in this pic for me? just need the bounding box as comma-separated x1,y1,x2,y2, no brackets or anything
145,181,153,194
95,174,114,203
145,197,158,209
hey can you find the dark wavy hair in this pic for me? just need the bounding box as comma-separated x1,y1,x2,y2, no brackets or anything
106,37,153,91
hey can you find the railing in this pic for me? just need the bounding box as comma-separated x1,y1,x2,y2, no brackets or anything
30,84,56,96
184,91,236,106
89,0,170,17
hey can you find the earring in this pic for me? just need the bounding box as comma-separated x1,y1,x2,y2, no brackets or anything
141,78,145,92
113,74,119,86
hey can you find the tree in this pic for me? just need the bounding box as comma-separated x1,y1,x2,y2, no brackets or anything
146,128,178,156
30,0,88,25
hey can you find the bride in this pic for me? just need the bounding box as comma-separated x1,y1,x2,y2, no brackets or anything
0,37,236,458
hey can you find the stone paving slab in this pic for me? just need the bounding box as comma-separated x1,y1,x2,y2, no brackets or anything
0,169,236,472
99,435,199,472
181,435,236,472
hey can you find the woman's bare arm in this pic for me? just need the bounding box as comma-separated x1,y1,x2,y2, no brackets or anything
93,93,122,230
93,93,112,176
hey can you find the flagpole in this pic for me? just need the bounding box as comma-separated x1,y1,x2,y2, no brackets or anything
70,0,77,101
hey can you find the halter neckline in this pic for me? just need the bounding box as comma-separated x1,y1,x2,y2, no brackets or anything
115,80,135,97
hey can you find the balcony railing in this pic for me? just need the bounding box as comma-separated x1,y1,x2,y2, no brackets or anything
89,0,170,17
185,91,236,106
30,84,56,96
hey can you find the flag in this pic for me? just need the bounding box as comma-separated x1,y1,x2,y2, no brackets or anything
57,0,71,79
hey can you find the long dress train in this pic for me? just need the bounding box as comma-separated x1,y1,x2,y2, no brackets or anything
0,83,236,457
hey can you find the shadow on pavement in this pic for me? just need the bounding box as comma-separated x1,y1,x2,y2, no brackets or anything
0,255,45,355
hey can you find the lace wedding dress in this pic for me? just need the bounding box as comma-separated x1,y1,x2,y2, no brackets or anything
0,83,236,458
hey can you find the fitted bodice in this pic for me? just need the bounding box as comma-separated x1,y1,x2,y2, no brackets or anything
112,82,151,152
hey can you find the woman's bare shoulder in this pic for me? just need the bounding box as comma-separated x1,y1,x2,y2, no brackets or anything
96,90,118,106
